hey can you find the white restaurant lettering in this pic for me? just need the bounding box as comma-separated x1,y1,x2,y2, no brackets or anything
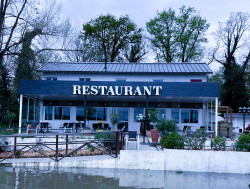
73,85,162,96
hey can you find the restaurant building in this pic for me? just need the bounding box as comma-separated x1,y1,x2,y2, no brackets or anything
18,62,220,134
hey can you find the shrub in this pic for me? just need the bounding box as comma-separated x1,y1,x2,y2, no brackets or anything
210,136,226,150
95,132,116,150
160,132,184,149
235,133,250,152
156,119,178,135
183,129,206,150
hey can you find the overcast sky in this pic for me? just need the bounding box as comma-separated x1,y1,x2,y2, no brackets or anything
60,0,250,71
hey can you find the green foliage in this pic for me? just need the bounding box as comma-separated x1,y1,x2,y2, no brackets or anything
124,28,147,62
148,108,159,123
87,144,95,152
4,110,16,128
183,129,206,150
146,5,209,62
82,14,141,62
160,132,184,149
95,132,116,150
109,110,120,127
156,119,178,135
235,133,250,152
210,136,226,150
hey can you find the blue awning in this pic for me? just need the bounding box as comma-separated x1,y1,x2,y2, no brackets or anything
19,80,219,100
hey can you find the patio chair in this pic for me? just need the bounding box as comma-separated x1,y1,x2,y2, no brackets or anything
125,131,139,150
59,123,68,133
66,123,74,133
36,122,51,133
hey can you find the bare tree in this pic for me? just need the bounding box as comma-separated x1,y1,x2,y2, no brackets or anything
212,12,250,111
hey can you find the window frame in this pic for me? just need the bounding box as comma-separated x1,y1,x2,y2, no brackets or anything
181,109,198,124
54,106,70,120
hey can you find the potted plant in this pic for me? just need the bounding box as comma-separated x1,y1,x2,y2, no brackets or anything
147,108,160,142
109,109,120,130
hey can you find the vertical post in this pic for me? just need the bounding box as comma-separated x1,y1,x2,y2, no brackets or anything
34,100,36,122
66,134,68,155
84,95,87,128
14,136,17,158
115,132,119,158
55,135,58,162
226,108,229,122
27,97,30,122
215,98,218,136
206,103,208,130
243,113,245,133
18,95,23,134
210,101,213,131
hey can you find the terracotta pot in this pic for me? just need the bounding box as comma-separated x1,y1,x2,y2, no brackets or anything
151,129,159,143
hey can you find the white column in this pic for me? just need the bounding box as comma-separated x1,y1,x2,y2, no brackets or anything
210,101,213,131
206,103,208,130
18,94,23,134
27,97,29,122
215,97,218,136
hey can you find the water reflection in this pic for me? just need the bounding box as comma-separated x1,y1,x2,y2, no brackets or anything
0,166,249,189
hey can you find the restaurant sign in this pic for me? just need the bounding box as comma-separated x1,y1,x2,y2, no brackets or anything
73,85,162,96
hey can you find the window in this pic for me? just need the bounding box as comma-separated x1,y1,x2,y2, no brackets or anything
190,79,202,82
134,108,144,122
79,78,90,81
54,107,70,120
171,109,179,123
158,109,165,119
88,108,106,121
45,106,53,120
181,110,198,123
153,80,163,82
118,108,128,121
46,77,57,80
76,107,84,121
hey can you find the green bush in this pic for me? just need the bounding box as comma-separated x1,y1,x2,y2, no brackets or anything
156,119,178,136
160,132,184,149
210,136,226,150
235,133,250,152
183,129,206,150
95,132,116,150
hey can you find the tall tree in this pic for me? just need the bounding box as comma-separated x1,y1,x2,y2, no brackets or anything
146,5,209,62
212,12,250,111
82,14,143,63
124,28,147,62
14,28,42,94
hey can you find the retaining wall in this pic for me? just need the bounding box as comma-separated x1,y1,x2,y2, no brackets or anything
4,149,249,174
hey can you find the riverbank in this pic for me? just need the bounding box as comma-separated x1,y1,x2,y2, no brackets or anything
1,149,249,174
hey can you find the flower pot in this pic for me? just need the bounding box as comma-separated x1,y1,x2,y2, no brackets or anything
151,129,159,143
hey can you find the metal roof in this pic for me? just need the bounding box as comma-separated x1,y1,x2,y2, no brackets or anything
38,62,213,74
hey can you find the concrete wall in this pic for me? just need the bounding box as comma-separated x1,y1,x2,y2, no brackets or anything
42,72,207,82
118,150,250,174
6,149,250,174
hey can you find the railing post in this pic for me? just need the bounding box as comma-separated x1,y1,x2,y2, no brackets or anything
55,135,58,162
115,132,119,158
66,134,68,155
14,136,17,158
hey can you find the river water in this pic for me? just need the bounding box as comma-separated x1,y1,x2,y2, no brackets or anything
0,166,249,189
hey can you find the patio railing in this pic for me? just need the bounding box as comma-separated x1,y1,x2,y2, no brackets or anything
0,129,125,163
